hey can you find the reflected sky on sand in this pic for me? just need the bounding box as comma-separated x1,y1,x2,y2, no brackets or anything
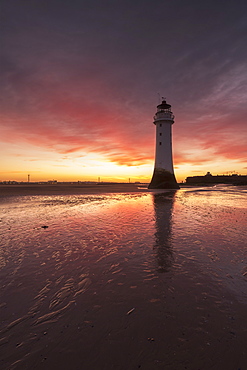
0,186,246,369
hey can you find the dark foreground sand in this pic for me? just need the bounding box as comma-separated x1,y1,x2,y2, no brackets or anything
0,183,146,196
1,263,246,370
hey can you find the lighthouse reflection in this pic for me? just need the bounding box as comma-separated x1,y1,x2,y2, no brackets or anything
152,191,177,272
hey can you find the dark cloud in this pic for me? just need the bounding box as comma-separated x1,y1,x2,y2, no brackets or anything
1,0,247,168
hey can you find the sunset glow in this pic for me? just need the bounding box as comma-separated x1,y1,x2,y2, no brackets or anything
1,1,246,183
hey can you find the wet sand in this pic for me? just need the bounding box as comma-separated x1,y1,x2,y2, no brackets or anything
0,187,246,370
0,183,146,196
2,269,246,370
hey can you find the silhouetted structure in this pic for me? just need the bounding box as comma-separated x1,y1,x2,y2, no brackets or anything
186,173,247,185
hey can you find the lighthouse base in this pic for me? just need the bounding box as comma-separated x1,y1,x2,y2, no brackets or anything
148,168,180,190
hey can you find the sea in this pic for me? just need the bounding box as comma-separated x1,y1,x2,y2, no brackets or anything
0,185,246,370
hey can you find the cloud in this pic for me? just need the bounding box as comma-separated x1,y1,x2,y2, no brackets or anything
1,0,247,172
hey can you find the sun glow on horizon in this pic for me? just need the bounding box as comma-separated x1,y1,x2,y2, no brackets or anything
0,142,153,182
1,149,246,184
1,131,246,184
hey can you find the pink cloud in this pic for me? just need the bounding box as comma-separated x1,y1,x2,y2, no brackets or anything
1,64,246,169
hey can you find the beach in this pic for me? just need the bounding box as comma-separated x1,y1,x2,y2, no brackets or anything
0,185,246,369
0,183,145,196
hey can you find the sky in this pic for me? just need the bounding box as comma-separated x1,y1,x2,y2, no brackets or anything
1,0,247,183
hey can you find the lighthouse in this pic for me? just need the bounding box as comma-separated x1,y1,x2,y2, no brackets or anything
148,99,179,189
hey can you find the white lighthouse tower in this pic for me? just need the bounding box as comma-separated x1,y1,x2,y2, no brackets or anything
148,99,179,189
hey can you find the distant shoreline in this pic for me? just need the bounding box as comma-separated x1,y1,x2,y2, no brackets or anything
1,182,244,197
0,183,148,196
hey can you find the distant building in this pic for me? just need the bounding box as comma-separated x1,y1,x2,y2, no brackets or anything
186,173,247,185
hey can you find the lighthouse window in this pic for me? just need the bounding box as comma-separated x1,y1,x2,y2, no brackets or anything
160,124,162,127
159,133,162,136
159,142,162,145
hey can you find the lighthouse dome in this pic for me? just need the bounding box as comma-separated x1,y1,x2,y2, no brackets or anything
157,100,171,110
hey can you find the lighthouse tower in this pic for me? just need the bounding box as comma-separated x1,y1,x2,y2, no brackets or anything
148,99,179,189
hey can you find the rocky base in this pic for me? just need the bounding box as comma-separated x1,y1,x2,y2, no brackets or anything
148,168,180,189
